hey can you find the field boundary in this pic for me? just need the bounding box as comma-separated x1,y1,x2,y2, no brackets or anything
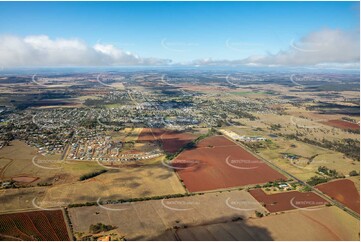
220,131,360,219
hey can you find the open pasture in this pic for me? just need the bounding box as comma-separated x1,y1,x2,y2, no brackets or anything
68,190,266,240
169,206,359,240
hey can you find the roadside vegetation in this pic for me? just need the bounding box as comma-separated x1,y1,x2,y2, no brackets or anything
307,176,330,186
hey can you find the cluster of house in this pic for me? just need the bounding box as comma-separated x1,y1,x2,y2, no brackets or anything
67,135,162,162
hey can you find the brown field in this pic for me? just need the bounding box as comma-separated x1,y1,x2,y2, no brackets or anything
249,188,328,213
68,190,266,240
0,210,71,241
322,119,360,130
316,179,360,214
173,136,286,192
138,128,197,153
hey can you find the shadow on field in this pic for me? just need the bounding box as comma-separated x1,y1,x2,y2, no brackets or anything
156,173,173,180
149,215,273,241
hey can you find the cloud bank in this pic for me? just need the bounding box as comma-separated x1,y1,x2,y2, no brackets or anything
193,29,360,69
0,35,171,67
0,29,359,69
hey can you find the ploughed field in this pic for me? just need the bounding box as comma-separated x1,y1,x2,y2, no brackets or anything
249,188,328,213
173,135,286,192
137,128,196,153
322,119,360,130
0,210,70,241
316,179,360,214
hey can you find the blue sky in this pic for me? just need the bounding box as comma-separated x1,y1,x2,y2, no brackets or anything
0,1,359,67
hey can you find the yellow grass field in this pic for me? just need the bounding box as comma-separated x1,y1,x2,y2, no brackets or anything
1,163,185,212
248,206,359,240
68,190,266,240
169,206,359,240
38,164,185,205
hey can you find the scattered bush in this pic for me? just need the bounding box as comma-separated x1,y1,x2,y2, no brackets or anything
349,170,359,176
89,223,116,234
255,211,264,218
307,176,329,186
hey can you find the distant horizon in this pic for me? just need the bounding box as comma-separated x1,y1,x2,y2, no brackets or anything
0,65,359,76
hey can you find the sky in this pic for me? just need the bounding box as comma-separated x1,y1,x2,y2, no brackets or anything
0,1,359,69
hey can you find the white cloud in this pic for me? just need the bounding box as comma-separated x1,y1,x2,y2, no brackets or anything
0,29,359,69
0,35,170,67
192,29,360,69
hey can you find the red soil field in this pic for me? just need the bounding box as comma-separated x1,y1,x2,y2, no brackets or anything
249,189,328,213
316,179,360,214
173,135,286,192
138,128,196,153
322,120,360,130
12,176,39,183
0,210,70,241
